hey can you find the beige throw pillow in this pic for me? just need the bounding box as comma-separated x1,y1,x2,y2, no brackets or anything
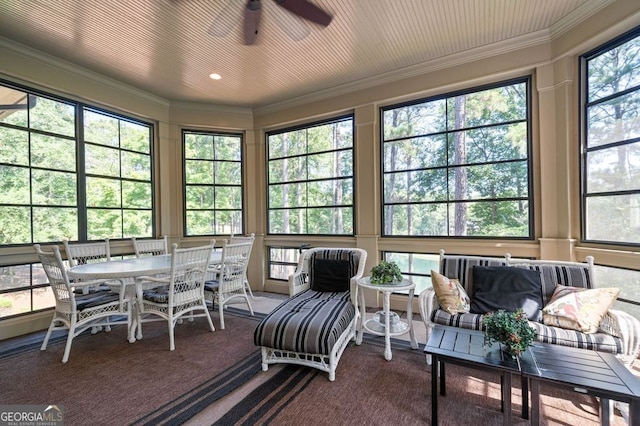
431,270,470,315
542,285,620,334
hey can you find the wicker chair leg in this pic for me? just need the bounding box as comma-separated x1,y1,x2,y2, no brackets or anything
169,321,176,351
219,299,225,330
201,302,216,332
61,332,74,363
41,323,55,351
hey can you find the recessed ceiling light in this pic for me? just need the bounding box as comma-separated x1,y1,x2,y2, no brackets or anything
209,73,222,80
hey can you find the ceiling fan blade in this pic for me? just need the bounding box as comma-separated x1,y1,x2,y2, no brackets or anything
272,4,311,42
208,0,238,38
0,95,37,110
273,0,332,27
243,0,262,45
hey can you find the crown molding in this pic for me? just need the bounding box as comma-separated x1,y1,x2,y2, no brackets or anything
0,37,169,107
549,0,616,39
255,29,551,115
169,101,252,116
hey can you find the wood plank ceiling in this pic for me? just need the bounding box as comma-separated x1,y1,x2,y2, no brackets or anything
0,0,611,109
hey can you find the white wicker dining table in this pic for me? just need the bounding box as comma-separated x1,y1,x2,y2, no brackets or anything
68,251,222,342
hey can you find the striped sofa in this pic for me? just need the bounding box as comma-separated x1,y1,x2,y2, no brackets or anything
254,247,367,381
419,250,640,367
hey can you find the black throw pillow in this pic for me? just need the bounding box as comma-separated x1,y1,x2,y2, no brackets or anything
469,266,544,321
310,257,351,292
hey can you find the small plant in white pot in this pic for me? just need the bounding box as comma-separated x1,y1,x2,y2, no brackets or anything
370,261,403,284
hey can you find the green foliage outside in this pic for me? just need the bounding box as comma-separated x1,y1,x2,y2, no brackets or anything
382,81,530,237
267,118,354,234
0,88,153,244
184,131,243,236
584,35,640,245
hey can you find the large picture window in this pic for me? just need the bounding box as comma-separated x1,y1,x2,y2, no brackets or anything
83,108,153,239
183,130,243,236
581,28,640,246
0,82,153,244
267,116,354,235
0,81,154,320
381,78,532,237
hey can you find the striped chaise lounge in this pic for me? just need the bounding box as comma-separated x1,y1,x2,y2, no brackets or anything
254,247,367,381
418,250,640,368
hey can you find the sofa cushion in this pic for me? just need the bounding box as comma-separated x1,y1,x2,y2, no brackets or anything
431,310,485,331
469,266,544,321
310,257,351,292
440,256,508,294
528,321,622,354
510,263,594,305
431,270,470,315
542,285,620,334
431,308,623,354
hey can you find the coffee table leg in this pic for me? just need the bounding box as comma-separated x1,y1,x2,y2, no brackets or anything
503,373,512,425
431,355,438,425
630,399,639,426
521,375,529,419
530,379,540,425
600,398,611,426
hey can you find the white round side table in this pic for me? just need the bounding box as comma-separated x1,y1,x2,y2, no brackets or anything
355,276,418,360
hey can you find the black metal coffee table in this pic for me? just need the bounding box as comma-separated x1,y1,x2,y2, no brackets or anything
425,325,537,425
525,343,640,426
425,325,640,425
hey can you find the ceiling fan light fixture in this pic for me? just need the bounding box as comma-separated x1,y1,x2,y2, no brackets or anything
243,0,262,45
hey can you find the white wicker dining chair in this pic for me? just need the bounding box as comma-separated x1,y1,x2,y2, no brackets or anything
63,238,111,266
62,239,115,329
134,240,216,351
229,233,255,298
204,239,254,329
132,235,168,257
34,244,131,363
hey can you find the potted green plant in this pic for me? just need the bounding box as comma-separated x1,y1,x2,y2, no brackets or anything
370,261,403,284
482,309,536,358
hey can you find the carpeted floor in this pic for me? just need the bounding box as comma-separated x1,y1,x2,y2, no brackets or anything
208,336,630,426
0,308,264,426
1,294,634,425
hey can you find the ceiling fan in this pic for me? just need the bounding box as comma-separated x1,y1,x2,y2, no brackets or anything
209,0,333,45
0,94,37,110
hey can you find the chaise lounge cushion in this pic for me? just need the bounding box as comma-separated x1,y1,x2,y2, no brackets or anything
254,289,355,355
469,266,544,321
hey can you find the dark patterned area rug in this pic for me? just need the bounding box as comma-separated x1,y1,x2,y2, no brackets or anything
0,308,264,426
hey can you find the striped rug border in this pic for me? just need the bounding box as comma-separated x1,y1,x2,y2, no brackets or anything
130,350,264,426
214,334,423,425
